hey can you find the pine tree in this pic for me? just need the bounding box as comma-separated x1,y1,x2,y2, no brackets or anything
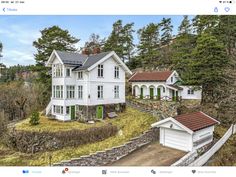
178,15,192,35
192,15,219,35
33,26,79,65
160,18,173,46
191,33,228,103
137,23,160,67
122,23,135,62
171,16,196,82
103,20,135,62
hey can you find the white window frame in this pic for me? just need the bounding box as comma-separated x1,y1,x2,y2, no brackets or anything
53,105,64,114
77,71,83,80
66,68,71,77
97,85,103,99
54,64,63,77
98,64,104,77
114,85,119,98
114,66,119,79
78,85,83,99
53,85,63,99
66,85,75,99
188,89,194,95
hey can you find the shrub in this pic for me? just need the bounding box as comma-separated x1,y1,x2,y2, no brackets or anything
0,112,7,138
5,124,118,153
29,112,40,126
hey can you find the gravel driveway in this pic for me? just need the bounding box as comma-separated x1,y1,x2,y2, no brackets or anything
110,142,186,166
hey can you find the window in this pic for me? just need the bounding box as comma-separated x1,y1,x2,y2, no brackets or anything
114,66,119,78
66,85,75,99
77,71,83,79
171,77,173,83
53,85,63,98
188,89,194,95
163,87,165,93
66,68,71,77
53,105,63,114
66,106,70,114
97,85,103,99
53,64,63,77
98,64,103,77
114,85,119,98
78,85,83,99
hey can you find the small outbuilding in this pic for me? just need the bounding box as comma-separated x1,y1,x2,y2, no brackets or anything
151,112,219,152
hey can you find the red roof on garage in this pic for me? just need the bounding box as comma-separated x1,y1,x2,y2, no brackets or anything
174,112,219,132
129,71,173,82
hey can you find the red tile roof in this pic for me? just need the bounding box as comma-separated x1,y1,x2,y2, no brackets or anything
174,112,219,132
129,71,173,82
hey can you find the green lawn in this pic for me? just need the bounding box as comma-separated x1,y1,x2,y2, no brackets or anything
15,114,106,132
0,107,158,166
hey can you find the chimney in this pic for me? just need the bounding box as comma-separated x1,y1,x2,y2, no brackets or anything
82,48,90,56
93,47,101,54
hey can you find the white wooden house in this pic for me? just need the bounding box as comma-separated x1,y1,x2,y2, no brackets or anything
152,112,219,152
45,50,132,121
129,71,202,101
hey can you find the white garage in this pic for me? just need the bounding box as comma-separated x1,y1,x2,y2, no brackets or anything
152,111,219,152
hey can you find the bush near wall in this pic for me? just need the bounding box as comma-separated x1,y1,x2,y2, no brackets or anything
5,124,118,153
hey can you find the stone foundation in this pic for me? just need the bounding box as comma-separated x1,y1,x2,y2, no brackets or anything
76,103,126,121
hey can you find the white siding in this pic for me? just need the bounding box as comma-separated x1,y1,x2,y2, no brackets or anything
192,126,214,150
180,86,202,100
87,56,126,105
50,54,127,121
166,71,179,84
160,127,192,152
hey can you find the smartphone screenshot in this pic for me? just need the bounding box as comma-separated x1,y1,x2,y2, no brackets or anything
0,0,236,177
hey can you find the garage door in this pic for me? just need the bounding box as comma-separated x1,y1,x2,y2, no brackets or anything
162,128,190,152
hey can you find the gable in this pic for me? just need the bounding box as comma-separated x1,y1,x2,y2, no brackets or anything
158,120,187,132
87,51,132,75
151,117,193,134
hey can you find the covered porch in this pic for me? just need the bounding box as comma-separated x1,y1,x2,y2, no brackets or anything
132,84,182,101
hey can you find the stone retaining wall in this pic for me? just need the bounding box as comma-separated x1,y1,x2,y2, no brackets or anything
53,127,159,166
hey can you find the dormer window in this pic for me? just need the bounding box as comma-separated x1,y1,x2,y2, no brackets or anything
98,64,104,77
114,66,119,78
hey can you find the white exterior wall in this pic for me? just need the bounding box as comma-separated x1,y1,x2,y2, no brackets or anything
50,55,126,121
87,56,126,105
160,127,192,152
192,126,214,150
166,71,179,85
158,121,215,152
180,86,202,100
158,120,193,152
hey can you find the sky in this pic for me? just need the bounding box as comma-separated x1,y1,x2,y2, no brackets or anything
0,15,186,66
